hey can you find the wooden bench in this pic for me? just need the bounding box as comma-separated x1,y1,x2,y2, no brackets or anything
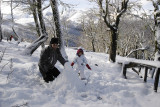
118,59,160,92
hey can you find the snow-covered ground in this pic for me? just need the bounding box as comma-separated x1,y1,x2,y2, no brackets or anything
0,40,160,107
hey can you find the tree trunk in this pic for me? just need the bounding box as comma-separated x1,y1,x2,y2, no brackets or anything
11,0,14,23
153,1,160,60
97,0,129,62
50,0,68,60
91,39,96,52
50,0,63,48
36,0,45,48
135,43,138,59
0,0,2,42
23,0,48,55
155,40,158,53
32,0,41,38
100,18,106,52
109,30,117,62
156,24,160,49
28,0,44,48
37,0,46,35
33,12,41,37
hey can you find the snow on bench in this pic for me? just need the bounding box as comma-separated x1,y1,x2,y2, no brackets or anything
117,57,160,92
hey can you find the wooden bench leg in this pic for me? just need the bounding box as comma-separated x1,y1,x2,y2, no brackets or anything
144,67,148,82
154,68,160,92
138,67,143,78
123,64,127,79
151,68,155,78
139,67,141,73
132,68,139,75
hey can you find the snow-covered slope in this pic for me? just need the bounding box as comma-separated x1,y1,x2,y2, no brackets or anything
2,8,84,46
2,20,37,42
0,40,160,107
60,9,85,24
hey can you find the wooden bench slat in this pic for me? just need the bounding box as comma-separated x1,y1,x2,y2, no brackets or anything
118,60,160,92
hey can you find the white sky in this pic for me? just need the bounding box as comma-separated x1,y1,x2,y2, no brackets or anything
140,0,154,12
1,0,154,24
60,0,153,11
61,0,95,10
1,0,154,13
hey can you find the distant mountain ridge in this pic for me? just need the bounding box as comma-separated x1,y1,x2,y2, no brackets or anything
2,9,86,46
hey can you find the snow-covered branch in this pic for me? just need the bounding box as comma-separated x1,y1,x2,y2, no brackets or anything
115,0,129,27
12,102,29,107
23,0,48,55
98,0,114,30
23,34,48,55
127,47,149,57
43,3,50,11
50,0,68,59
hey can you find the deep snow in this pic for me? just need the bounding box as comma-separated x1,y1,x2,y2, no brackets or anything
0,40,160,107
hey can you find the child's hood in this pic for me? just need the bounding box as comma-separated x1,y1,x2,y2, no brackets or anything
77,49,84,55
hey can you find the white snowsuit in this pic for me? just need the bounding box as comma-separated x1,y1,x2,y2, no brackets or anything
73,55,88,79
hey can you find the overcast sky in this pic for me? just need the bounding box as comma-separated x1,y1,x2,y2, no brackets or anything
2,0,154,15
61,0,154,13
1,0,154,24
60,0,96,10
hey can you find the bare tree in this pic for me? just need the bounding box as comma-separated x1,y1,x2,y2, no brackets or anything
4,0,18,23
97,0,129,62
50,0,68,59
0,0,2,42
23,0,48,55
27,0,41,38
10,0,14,22
147,0,160,92
118,17,154,59
3,0,25,42
50,0,63,48
61,17,74,47
78,9,110,53
80,11,98,52
148,0,160,62
152,0,160,51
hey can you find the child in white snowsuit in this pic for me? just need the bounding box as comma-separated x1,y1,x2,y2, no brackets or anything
71,48,91,80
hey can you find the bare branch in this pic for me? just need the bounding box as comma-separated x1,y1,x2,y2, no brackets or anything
0,62,9,73
7,58,14,81
127,47,149,57
98,0,106,14
42,3,50,10
3,0,29,4
12,3,20,10
98,0,114,30
0,48,6,63
115,0,129,26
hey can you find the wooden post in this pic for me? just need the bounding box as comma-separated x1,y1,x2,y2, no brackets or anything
144,67,148,82
154,68,160,92
123,64,127,79
138,67,141,73
151,68,155,78
138,67,143,78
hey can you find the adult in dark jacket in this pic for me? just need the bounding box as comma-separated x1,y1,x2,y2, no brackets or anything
38,38,67,83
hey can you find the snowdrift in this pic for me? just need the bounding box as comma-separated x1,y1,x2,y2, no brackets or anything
0,40,160,107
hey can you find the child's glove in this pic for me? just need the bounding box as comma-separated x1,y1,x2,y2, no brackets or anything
86,64,91,70
71,62,74,66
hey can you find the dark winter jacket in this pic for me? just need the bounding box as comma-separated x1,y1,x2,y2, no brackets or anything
38,46,66,78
